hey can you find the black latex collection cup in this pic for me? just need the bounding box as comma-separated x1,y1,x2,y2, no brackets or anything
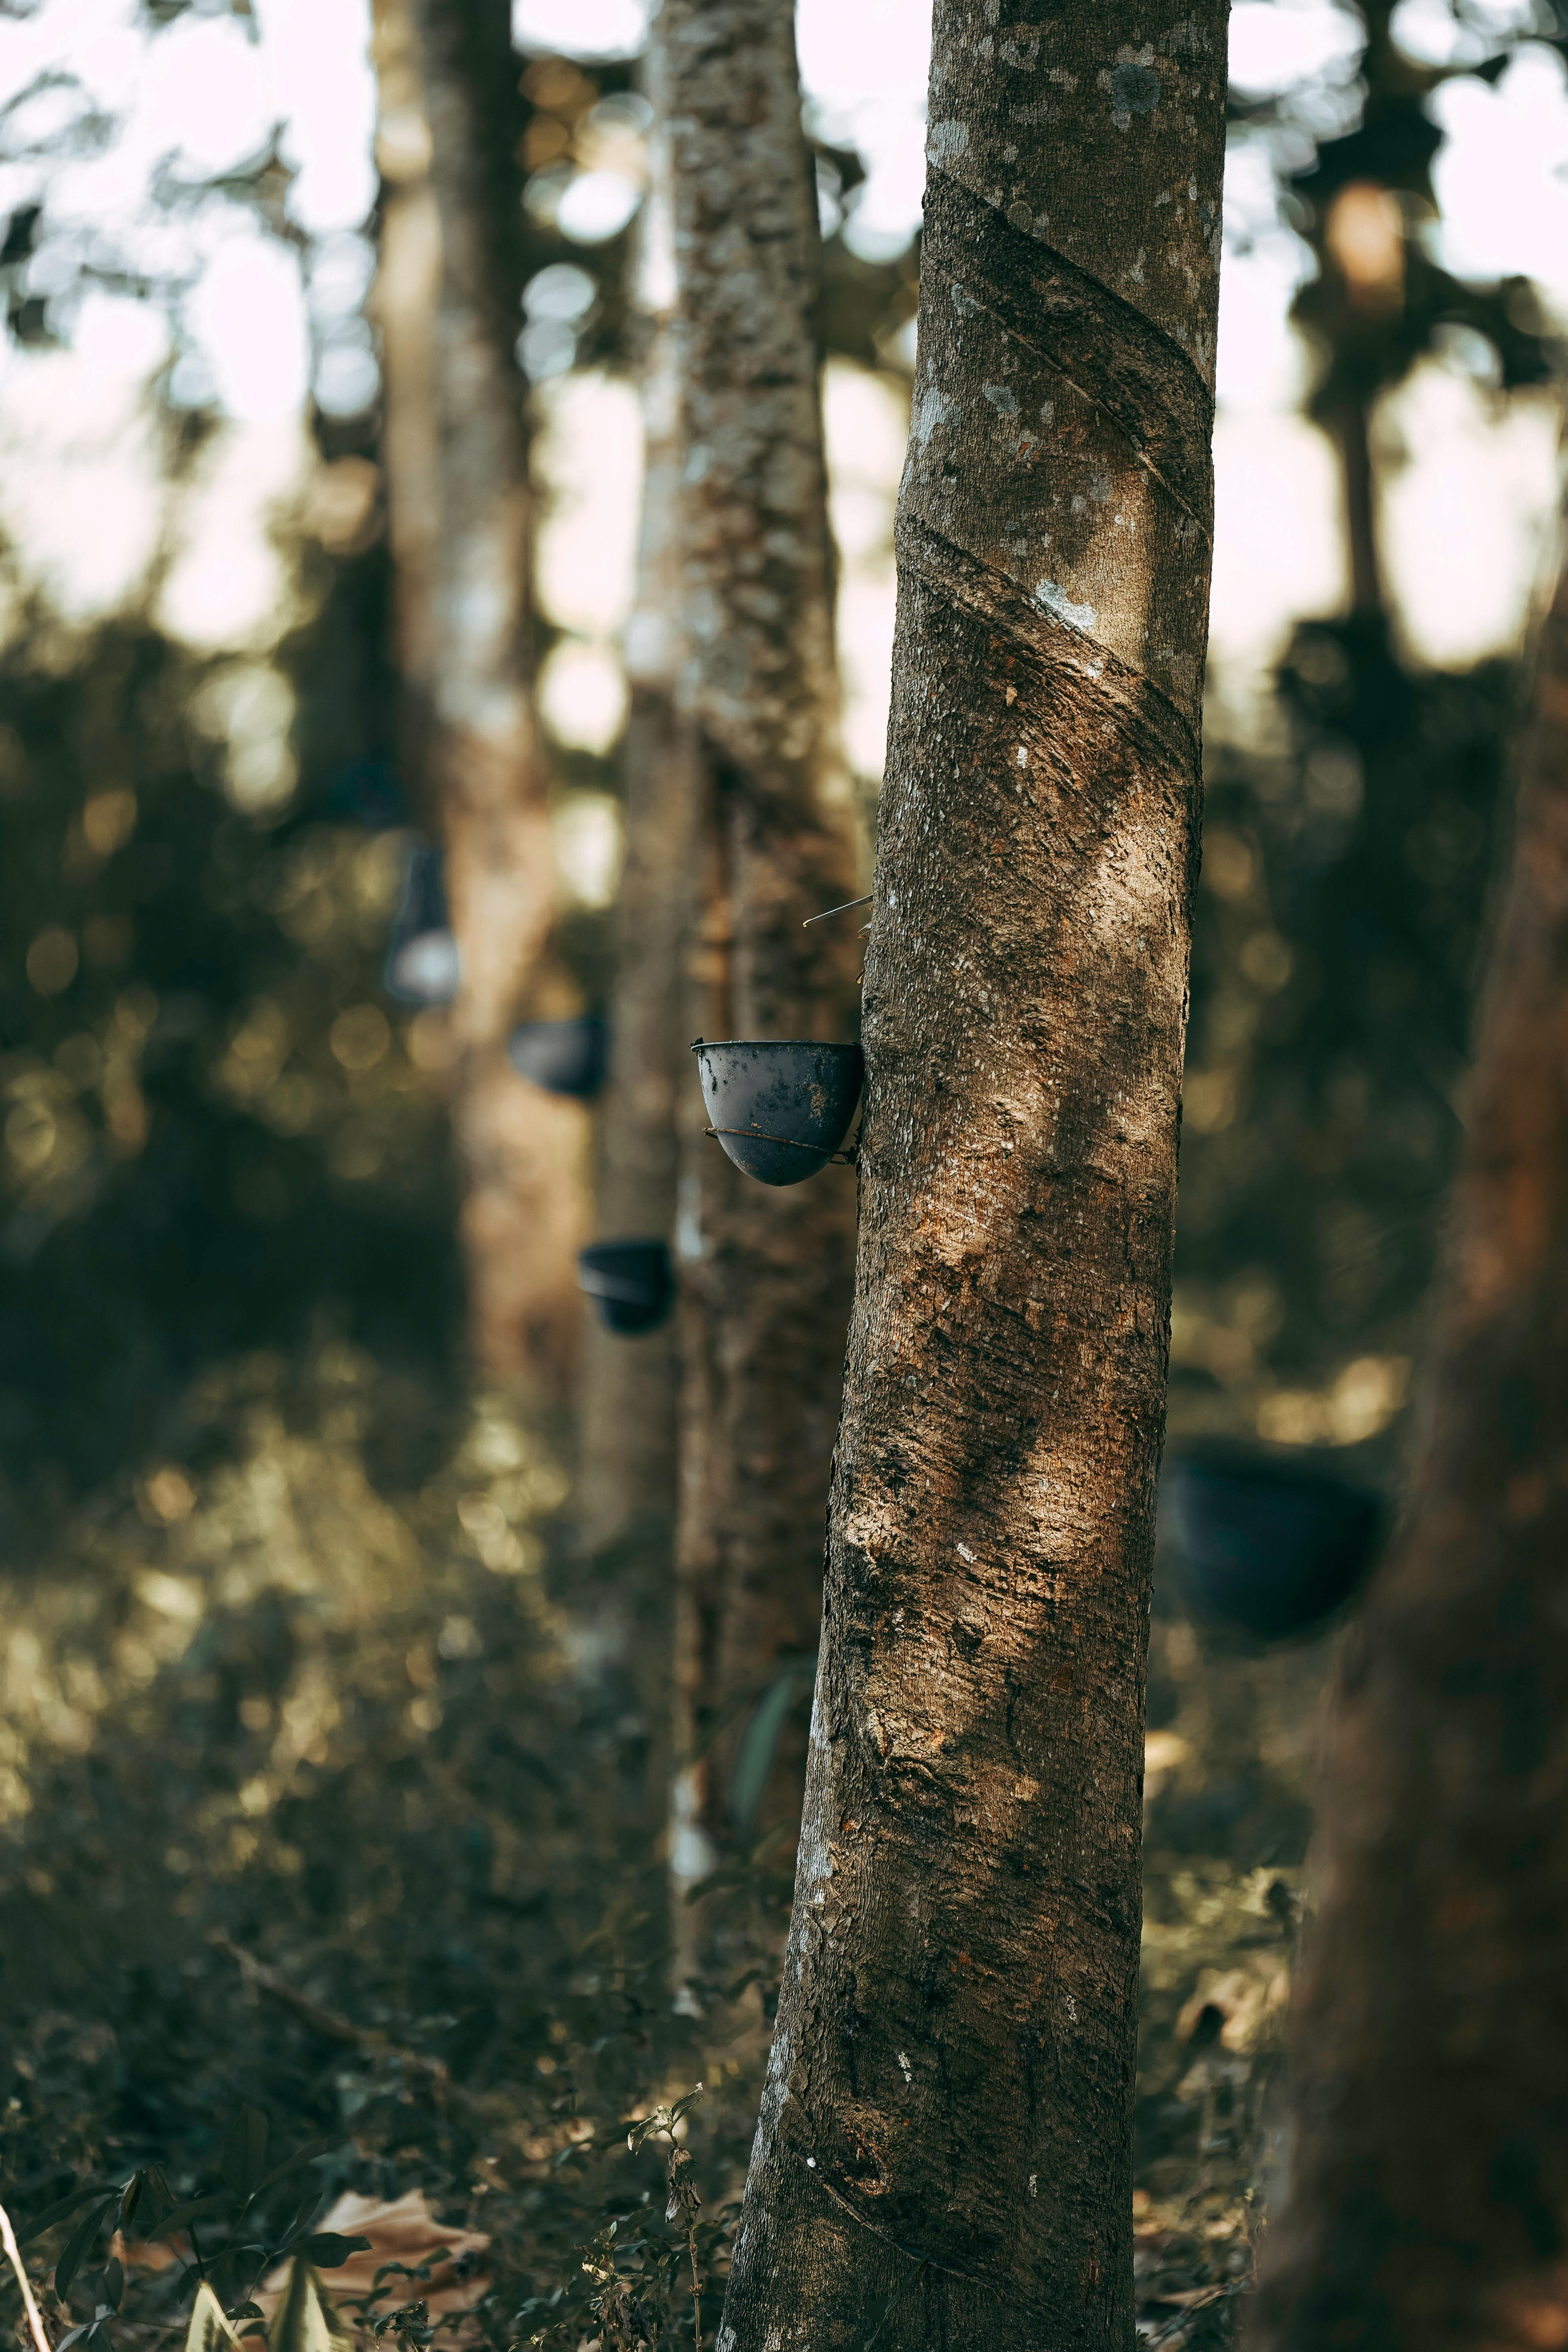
692,1040,864,1187
509,1017,608,1100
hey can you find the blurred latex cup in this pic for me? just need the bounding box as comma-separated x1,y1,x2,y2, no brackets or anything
508,1016,608,1099
1162,1447,1385,1642
578,1238,673,1335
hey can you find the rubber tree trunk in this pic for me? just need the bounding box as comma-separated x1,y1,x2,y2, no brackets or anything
1246,499,1568,2349
655,0,864,1929
716,10,1229,2348
381,0,587,1388
578,79,696,1558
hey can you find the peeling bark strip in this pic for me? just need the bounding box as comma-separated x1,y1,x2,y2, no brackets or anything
656,0,863,1894
401,0,586,1385
1246,506,1568,2351
717,10,1228,2348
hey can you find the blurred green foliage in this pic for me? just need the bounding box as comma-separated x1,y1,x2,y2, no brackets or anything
1173,0,1564,1455
0,602,461,1532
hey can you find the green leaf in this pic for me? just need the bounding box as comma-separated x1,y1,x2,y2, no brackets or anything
247,2141,339,2202
118,2173,145,2231
152,2194,240,2240
184,2281,244,2352
299,2235,371,2270
16,2185,108,2247
268,2257,352,2352
102,2258,125,2311
728,1666,814,1834
367,2259,430,2291
222,2107,271,2198
207,2245,268,2280
266,2188,326,2260
54,2197,116,2299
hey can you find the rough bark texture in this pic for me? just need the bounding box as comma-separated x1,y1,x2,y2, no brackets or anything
578,127,697,1554
657,0,864,1920
384,0,587,1387
717,10,1229,2346
1246,491,1568,2351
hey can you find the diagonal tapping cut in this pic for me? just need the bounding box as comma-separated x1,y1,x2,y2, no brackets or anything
923,168,1216,547
717,8,1230,2348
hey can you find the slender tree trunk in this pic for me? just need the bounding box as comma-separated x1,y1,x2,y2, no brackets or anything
1333,398,1385,620
377,0,587,1389
370,0,440,778
716,11,1229,2347
1246,491,1568,2350
656,0,864,1931
578,89,696,1557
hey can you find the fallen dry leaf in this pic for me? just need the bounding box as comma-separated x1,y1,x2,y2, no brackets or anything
1175,1960,1289,2056
256,2192,489,2345
109,2233,189,2274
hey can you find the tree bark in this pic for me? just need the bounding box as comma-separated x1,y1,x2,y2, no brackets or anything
379,0,587,1389
578,106,697,1557
655,0,864,1927
1245,496,1568,2349
716,10,1229,2347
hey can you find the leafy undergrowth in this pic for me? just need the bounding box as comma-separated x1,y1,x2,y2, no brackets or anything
0,1344,1332,2352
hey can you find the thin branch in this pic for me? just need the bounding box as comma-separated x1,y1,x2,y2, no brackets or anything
0,2199,55,2352
209,1937,449,2084
802,895,872,927
687,2221,702,2352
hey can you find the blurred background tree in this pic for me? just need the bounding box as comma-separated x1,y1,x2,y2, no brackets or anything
373,0,590,1392
654,0,863,1976
1173,0,1564,1469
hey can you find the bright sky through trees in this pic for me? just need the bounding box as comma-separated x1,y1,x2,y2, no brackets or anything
0,0,1563,771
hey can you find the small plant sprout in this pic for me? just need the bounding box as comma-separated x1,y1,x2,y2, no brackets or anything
628,2087,706,2352
577,2222,645,2352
